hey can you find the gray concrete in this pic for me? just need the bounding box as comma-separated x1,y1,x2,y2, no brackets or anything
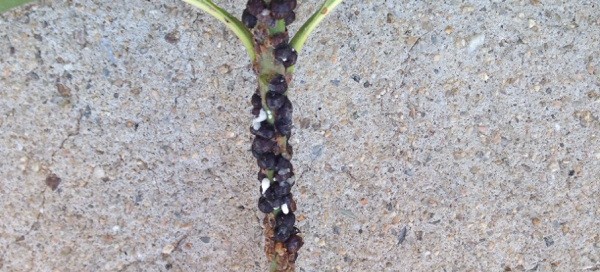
1,0,599,271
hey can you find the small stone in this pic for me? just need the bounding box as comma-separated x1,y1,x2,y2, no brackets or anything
164,30,180,44
547,161,560,172
310,145,324,159
480,73,489,81
56,83,72,97
398,226,408,244
225,131,236,138
406,36,419,47
93,166,106,179
468,34,485,53
444,26,454,34
200,236,211,243
45,173,61,191
162,244,175,255
453,150,467,160
218,64,231,74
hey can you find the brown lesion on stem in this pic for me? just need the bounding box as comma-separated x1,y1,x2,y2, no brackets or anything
264,213,297,272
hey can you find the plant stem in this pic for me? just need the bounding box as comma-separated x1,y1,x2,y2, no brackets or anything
290,0,344,53
0,0,36,13
181,0,256,60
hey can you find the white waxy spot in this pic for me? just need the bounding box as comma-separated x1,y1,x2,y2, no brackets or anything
281,203,289,214
281,57,288,61
252,109,267,130
261,9,270,16
261,178,271,194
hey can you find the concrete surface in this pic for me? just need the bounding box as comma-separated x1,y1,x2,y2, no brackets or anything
1,0,599,271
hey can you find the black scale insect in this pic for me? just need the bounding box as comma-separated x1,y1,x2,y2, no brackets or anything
275,100,293,137
269,74,288,94
274,43,298,68
244,0,303,259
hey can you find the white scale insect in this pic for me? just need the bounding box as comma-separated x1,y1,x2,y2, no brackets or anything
252,108,274,130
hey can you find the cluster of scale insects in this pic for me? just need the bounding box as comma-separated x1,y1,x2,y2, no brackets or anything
244,0,304,261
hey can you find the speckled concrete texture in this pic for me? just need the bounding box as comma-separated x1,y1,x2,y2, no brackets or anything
1,0,599,271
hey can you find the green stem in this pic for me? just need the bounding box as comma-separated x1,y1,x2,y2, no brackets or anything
181,0,256,61
290,0,344,53
0,0,36,13
269,259,278,272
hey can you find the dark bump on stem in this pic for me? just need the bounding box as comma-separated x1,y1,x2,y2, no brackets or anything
266,91,286,110
251,93,262,116
268,74,288,94
257,152,277,170
276,212,296,229
258,171,267,181
251,123,276,139
246,0,266,16
258,196,274,213
270,0,294,19
275,99,293,137
283,194,296,212
285,234,304,254
270,33,289,48
284,11,295,25
242,9,258,28
273,43,298,68
274,225,292,242
252,137,275,154
272,180,292,198
251,93,261,108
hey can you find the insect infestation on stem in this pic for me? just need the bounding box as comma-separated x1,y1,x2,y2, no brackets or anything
182,0,344,271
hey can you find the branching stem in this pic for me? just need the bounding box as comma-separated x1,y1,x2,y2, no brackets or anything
290,0,344,53
182,0,256,60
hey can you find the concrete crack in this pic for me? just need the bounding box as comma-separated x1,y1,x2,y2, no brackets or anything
51,110,83,160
